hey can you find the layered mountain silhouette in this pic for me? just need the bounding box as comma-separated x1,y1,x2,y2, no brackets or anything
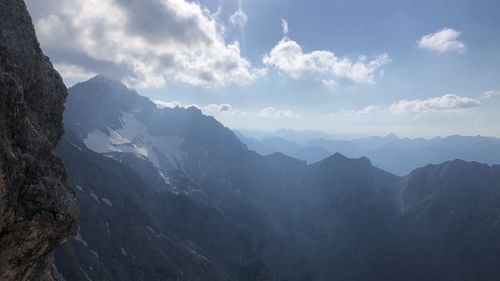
237,131,500,175
55,75,500,281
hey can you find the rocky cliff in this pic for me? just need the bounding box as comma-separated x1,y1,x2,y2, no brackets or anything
0,0,78,280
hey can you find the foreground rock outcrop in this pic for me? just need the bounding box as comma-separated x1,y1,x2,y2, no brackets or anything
0,0,79,280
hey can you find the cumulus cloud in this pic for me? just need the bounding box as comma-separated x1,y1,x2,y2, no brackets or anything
229,9,248,28
418,28,466,53
26,0,264,88
390,94,480,114
263,37,390,84
154,100,247,116
259,107,301,118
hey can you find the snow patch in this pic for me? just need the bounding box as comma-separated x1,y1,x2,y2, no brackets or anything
90,191,99,203
159,171,171,185
83,112,186,169
71,142,83,151
121,247,128,256
101,198,113,207
145,225,155,234
106,222,111,236
188,247,211,263
80,267,93,281
90,249,99,259
74,230,88,247
75,185,84,191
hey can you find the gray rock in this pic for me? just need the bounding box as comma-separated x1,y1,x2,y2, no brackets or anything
0,0,79,280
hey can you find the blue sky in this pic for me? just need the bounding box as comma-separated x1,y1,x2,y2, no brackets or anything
26,0,500,138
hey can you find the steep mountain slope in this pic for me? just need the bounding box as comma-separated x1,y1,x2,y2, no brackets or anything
397,160,500,281
233,131,275,156
60,77,304,280
0,1,78,280
55,134,249,281
58,76,500,281
60,76,405,280
289,154,402,280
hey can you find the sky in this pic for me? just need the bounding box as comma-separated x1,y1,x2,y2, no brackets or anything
26,0,500,138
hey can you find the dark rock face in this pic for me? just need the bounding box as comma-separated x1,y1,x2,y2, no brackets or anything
54,134,236,281
0,0,79,280
397,160,500,281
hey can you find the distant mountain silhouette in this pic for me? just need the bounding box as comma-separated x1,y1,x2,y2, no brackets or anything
237,131,500,175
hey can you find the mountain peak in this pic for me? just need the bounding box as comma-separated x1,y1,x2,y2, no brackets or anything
86,74,130,93
386,132,399,139
90,73,118,82
320,152,373,168
89,74,115,83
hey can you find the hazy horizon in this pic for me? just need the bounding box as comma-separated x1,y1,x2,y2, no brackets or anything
66,75,500,140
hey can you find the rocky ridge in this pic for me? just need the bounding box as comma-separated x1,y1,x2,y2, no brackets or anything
0,0,78,280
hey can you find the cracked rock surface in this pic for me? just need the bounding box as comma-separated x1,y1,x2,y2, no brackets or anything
0,0,79,280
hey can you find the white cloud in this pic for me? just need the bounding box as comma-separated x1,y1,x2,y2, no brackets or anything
154,100,183,109
390,94,480,114
53,63,96,82
347,105,378,116
281,19,289,35
329,105,378,117
154,100,247,116
418,28,466,53
28,0,264,88
322,79,337,89
263,37,390,84
259,107,301,118
202,103,248,116
229,9,248,28
482,90,500,99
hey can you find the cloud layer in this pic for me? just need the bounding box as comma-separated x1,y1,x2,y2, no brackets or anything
418,28,466,53
27,3,391,89
390,94,480,114
29,0,263,88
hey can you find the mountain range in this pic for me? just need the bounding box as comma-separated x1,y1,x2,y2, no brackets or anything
54,75,500,281
236,131,500,175
2,2,500,281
